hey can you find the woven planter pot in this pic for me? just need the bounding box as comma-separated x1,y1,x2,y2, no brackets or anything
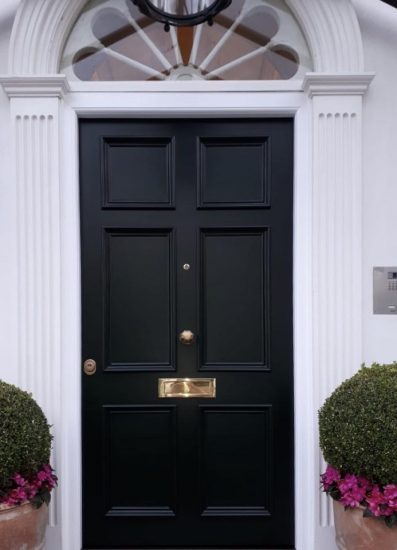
334,500,397,550
0,502,48,550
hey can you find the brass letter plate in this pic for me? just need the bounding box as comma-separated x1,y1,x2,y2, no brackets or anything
158,378,216,398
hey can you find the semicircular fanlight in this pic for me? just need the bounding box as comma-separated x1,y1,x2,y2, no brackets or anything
61,0,313,81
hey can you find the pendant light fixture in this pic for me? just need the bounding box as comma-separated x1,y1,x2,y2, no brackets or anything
132,0,232,31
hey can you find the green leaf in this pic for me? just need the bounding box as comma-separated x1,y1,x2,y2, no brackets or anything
31,495,44,509
41,490,51,506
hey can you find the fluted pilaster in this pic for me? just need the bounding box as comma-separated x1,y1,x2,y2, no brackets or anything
305,73,373,531
1,76,68,527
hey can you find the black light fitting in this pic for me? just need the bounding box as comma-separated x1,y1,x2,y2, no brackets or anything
132,0,232,31
382,0,397,7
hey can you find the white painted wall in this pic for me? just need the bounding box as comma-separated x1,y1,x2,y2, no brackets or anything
353,0,397,365
0,1,395,550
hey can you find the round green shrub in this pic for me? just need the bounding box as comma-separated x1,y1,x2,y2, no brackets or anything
0,380,52,489
319,362,397,485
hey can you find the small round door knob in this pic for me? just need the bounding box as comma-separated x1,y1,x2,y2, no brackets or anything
179,330,195,345
83,358,97,375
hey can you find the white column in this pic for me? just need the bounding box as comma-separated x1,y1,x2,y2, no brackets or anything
304,73,374,548
0,76,70,536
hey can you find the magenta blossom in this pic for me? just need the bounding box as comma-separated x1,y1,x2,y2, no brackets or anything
0,465,57,509
321,464,397,526
336,473,366,508
367,486,382,516
321,465,341,490
339,485,366,508
383,485,397,511
338,474,358,493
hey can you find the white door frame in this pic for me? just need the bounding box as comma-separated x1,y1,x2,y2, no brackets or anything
0,1,374,549
62,88,310,550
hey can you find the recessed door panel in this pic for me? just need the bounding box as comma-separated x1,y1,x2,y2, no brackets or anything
103,405,176,517
105,229,175,371
200,406,272,517
198,137,270,208
200,229,269,370
102,137,174,208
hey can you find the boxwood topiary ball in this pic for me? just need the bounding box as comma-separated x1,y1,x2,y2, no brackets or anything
0,380,52,488
319,362,397,485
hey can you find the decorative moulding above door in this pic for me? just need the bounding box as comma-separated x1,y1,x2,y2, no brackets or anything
0,75,70,98
0,73,376,99
303,73,375,97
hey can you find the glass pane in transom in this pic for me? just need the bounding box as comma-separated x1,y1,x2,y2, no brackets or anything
61,0,313,81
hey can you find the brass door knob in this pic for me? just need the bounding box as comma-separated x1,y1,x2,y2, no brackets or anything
83,359,97,375
179,330,195,345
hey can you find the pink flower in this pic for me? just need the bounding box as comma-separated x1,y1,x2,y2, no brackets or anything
366,485,388,517
12,474,26,487
357,476,371,491
37,471,47,482
338,474,358,493
337,474,366,508
321,465,341,490
339,490,364,508
321,465,397,522
384,484,397,499
383,485,397,510
0,464,57,509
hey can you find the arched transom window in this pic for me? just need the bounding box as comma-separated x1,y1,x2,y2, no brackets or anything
61,0,312,81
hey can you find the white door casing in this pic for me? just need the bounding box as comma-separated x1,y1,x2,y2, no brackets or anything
0,0,374,548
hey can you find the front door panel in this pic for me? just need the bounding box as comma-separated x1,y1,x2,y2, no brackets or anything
80,119,294,549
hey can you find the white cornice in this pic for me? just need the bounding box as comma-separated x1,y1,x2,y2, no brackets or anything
0,75,71,98
303,73,375,97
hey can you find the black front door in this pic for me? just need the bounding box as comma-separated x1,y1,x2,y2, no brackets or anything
80,119,294,549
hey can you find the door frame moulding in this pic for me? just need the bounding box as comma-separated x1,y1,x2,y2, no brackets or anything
63,91,311,550
0,0,373,549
